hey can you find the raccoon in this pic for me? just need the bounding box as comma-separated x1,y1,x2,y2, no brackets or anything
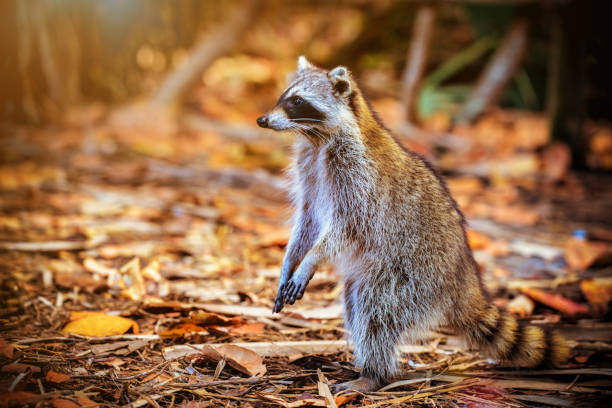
256,56,569,392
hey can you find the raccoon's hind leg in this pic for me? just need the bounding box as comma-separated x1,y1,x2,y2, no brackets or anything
334,275,407,392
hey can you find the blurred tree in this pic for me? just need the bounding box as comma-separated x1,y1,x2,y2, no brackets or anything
16,0,81,121
456,19,528,123
400,5,436,123
154,0,263,106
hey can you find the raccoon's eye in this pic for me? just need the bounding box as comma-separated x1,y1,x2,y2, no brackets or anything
291,96,303,105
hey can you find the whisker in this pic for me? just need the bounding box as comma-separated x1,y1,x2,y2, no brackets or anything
288,118,325,123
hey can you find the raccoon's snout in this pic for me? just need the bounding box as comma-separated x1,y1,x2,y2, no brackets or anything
256,115,269,128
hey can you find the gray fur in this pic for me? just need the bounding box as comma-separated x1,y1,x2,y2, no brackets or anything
258,57,565,389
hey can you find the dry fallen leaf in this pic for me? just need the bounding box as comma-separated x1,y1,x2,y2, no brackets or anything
63,312,139,337
50,395,98,408
141,259,163,282
541,142,571,181
160,323,207,338
228,322,265,335
334,394,357,407
467,230,490,250
580,277,612,313
564,238,612,270
0,391,39,407
83,257,116,276
492,205,540,226
1,363,41,374
203,344,266,377
189,310,242,327
520,287,589,317
0,337,14,359
46,370,71,383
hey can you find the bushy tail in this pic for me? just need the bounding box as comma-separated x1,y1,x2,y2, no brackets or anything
462,304,570,367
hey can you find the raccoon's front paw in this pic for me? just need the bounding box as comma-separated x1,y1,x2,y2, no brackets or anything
272,292,285,313
281,277,307,305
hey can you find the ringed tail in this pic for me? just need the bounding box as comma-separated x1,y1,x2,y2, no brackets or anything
464,304,570,367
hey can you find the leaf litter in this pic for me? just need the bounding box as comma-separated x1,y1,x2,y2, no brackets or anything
0,105,611,406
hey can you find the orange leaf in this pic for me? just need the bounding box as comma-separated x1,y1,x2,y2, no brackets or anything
63,313,139,337
228,322,265,335
160,323,206,338
520,287,589,317
335,393,357,407
580,278,612,308
0,391,39,407
467,230,490,250
46,370,71,383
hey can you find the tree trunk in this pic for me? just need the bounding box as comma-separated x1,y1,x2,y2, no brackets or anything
456,19,528,123
16,0,81,119
154,0,262,106
400,5,436,124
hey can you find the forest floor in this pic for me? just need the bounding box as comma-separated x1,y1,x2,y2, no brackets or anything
0,106,611,407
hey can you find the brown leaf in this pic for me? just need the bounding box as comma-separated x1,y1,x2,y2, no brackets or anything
100,356,127,370
188,310,242,327
1,363,41,374
50,396,98,408
46,370,71,383
564,238,612,270
63,312,139,337
492,205,540,226
0,337,14,359
541,142,571,181
213,344,266,377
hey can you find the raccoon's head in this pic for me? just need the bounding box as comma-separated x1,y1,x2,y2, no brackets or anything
256,56,355,140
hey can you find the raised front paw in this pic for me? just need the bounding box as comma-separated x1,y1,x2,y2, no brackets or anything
281,278,307,305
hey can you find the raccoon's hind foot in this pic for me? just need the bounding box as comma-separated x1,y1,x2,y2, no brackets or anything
331,376,381,393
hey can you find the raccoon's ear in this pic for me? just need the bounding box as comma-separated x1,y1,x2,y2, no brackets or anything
328,66,351,97
297,56,314,72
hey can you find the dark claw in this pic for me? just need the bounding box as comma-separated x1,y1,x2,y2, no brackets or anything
273,296,284,313
282,281,294,302
288,283,302,304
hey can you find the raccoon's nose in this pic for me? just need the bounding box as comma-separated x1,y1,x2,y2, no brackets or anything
256,116,269,128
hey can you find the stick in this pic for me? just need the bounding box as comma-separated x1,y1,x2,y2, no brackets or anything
401,5,436,123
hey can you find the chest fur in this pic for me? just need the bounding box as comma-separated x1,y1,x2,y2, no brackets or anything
292,143,335,229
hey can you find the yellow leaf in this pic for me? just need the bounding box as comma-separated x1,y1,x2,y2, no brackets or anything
63,313,139,337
